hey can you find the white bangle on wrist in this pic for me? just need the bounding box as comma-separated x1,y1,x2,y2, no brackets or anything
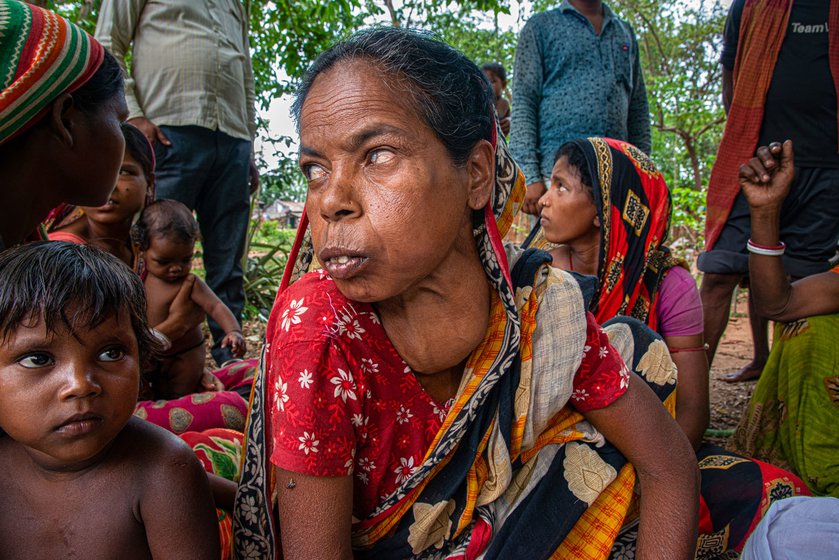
746,239,786,256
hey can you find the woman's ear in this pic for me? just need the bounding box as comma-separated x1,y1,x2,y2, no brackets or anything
466,139,494,210
47,93,77,147
593,215,601,228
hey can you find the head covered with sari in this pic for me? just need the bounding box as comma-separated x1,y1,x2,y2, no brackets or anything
530,137,681,331
233,29,676,560
0,0,104,145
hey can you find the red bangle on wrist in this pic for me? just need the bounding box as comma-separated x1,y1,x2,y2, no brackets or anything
747,240,785,250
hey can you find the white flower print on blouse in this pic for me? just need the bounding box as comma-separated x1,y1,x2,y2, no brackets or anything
298,432,320,455
618,363,630,390
281,298,308,331
360,358,379,374
358,457,375,472
396,405,413,425
571,388,589,402
598,346,609,359
394,456,417,484
298,369,313,389
330,368,358,402
273,377,288,412
332,303,366,341
357,471,370,485
351,413,365,427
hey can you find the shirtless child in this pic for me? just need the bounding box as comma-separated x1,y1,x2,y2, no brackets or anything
0,242,219,559
132,200,246,399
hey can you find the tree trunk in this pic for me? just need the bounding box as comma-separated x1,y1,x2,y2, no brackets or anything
77,0,97,23
383,0,400,27
27,1,48,7
684,136,702,191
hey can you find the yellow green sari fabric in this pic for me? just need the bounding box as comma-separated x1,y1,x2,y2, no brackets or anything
730,314,839,497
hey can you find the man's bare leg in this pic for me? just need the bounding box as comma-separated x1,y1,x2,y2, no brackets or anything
722,289,769,382
700,272,743,368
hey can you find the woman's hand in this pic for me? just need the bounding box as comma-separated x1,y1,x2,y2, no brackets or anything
156,275,205,341
739,140,795,212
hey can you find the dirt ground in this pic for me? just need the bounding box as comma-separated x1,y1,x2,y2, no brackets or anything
706,302,761,446
238,293,757,447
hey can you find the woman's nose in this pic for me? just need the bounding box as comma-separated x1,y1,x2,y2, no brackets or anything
318,166,360,222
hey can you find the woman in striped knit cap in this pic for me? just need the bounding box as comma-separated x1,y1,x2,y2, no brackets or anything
0,0,125,249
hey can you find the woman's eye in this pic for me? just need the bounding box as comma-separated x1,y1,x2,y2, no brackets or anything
558,184,569,192
18,353,54,368
369,149,395,165
302,164,327,181
99,348,126,362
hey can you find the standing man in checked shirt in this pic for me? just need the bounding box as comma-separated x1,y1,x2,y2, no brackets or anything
96,0,259,366
510,0,651,216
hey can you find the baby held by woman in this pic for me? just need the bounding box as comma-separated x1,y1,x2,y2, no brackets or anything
133,200,246,399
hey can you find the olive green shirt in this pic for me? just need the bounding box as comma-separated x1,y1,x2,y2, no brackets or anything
96,0,256,142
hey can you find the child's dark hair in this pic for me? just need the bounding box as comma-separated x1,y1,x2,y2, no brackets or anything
132,199,200,250
0,241,160,365
481,62,507,84
554,142,595,201
121,122,154,182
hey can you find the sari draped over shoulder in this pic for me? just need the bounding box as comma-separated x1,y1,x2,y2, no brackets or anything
527,137,811,556
523,137,685,330
233,124,682,558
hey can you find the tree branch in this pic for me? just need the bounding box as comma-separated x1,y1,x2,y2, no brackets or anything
384,0,400,27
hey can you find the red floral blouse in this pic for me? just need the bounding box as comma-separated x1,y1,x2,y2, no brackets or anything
266,271,629,518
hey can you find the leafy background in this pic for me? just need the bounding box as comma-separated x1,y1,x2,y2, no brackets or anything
34,0,728,311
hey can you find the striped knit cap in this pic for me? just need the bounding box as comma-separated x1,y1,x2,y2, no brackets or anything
0,0,103,145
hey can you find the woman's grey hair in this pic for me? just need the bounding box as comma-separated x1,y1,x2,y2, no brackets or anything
291,27,495,166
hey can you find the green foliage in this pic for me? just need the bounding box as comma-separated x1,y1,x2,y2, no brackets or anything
47,0,726,252
614,0,727,246
242,218,296,320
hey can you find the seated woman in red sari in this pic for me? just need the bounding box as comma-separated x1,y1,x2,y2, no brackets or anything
528,136,810,555
233,28,701,560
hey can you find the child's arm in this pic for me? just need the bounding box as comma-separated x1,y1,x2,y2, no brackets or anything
190,275,246,357
141,432,220,559
206,472,238,512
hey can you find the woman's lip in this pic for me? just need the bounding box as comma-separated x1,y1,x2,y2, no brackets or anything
540,216,549,225
55,413,103,436
321,255,369,280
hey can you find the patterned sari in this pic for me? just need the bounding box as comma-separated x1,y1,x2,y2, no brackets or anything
523,137,682,330
730,311,839,497
526,137,810,557
233,125,687,558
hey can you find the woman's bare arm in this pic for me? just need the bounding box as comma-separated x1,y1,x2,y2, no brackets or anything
666,334,709,450
584,373,700,560
275,468,354,560
740,141,839,320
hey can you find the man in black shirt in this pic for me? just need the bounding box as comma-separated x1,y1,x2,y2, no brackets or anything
698,0,839,382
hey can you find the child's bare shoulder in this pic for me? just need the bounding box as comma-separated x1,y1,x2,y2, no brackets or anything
116,417,201,475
